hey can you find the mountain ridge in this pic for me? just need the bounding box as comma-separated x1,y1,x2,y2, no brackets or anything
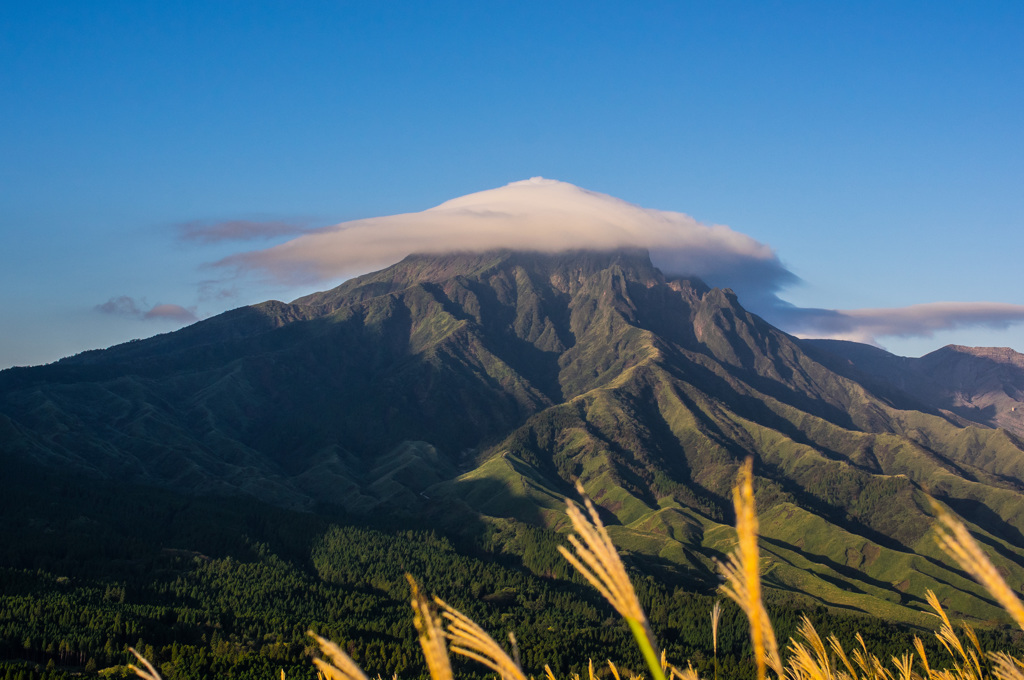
3,248,1024,626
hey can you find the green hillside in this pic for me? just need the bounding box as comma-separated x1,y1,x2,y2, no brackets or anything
3,248,1024,629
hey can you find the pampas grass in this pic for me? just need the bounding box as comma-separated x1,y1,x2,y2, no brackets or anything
437,596,527,680
558,480,667,680
932,501,1024,634
126,460,1024,680
128,648,162,680
309,631,370,680
716,458,782,680
407,575,453,680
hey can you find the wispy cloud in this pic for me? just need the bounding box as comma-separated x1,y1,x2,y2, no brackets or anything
95,296,143,316
176,218,312,244
95,296,198,324
767,301,1024,346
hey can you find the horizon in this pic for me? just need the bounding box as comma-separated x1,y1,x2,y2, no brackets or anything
2,2,1023,368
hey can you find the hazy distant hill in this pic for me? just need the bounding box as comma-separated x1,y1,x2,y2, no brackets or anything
3,248,1024,626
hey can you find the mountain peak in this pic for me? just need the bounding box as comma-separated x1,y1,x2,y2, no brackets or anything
931,344,1024,367
292,247,668,312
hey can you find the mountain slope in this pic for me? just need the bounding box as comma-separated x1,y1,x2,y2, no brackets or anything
2,249,1024,626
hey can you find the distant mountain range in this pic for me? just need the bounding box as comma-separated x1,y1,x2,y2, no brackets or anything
3,248,1024,626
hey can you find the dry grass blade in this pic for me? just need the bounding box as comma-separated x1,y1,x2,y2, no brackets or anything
437,596,528,680
786,615,833,680
926,590,967,662
890,652,916,680
932,501,1024,632
308,631,370,680
992,653,1024,680
557,482,647,623
786,642,824,680
828,634,858,680
711,601,721,657
406,575,453,680
912,637,931,680
666,662,702,680
608,660,623,680
716,458,782,680
558,481,666,680
128,647,162,680
545,665,558,680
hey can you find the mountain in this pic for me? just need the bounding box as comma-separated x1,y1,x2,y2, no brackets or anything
804,339,1024,439
3,248,1024,627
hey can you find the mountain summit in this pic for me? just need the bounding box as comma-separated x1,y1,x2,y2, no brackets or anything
3,248,1024,625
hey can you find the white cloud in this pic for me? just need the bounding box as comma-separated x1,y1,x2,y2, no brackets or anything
212,177,797,298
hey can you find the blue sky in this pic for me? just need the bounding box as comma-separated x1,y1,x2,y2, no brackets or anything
2,1,1023,368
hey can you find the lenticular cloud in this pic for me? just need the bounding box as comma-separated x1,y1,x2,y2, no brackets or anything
211,177,1024,348
214,177,797,299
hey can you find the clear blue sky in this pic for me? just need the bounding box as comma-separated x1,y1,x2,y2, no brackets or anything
2,1,1023,368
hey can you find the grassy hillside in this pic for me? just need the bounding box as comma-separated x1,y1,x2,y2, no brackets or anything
3,249,1024,627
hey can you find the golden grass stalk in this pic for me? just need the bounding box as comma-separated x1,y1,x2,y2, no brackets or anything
716,458,782,680
890,652,916,680
558,481,667,680
829,633,859,680
710,601,721,657
710,600,721,680
666,662,701,680
924,589,985,680
912,636,932,680
128,647,162,680
991,653,1024,680
308,631,370,680
932,501,1024,633
437,596,528,680
785,615,834,680
406,575,453,680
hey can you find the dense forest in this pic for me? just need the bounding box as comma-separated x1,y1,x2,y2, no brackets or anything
1,460,1020,680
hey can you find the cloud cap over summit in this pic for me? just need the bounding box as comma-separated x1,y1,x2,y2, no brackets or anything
213,177,1024,349
216,177,797,298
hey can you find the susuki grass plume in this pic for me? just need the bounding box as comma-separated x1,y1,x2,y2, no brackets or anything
926,589,984,680
308,630,370,680
128,647,163,680
558,480,668,680
406,575,453,680
991,653,1024,680
711,600,722,680
437,596,528,680
716,458,782,680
